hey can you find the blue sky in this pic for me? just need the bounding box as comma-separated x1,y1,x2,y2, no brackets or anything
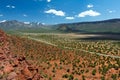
0,0,120,24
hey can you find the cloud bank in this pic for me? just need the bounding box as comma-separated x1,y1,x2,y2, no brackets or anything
6,5,15,9
45,9,65,16
87,4,94,8
65,17,74,20
23,14,28,17
78,10,101,17
47,0,51,2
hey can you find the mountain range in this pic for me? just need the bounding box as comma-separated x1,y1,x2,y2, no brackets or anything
57,19,120,33
0,19,120,33
0,20,44,31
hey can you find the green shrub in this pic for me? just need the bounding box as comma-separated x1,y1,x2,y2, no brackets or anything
67,69,70,72
111,74,117,80
101,76,105,80
74,78,78,80
92,69,96,75
62,74,69,78
82,75,86,80
69,74,74,80
49,77,52,80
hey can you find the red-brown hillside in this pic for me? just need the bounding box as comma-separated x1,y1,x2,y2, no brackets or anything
0,30,42,80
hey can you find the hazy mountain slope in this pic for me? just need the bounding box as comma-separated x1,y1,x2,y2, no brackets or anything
57,19,120,33
0,20,61,33
0,20,43,31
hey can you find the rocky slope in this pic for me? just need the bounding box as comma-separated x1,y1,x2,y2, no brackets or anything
0,30,42,80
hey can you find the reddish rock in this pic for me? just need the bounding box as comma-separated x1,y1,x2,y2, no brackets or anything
32,74,42,80
0,70,4,75
18,56,26,61
21,67,32,78
3,65,14,73
0,55,6,60
7,72,17,80
12,59,19,67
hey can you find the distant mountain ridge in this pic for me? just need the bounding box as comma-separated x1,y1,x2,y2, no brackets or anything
0,18,120,33
57,18,120,33
0,20,44,31
62,19,120,25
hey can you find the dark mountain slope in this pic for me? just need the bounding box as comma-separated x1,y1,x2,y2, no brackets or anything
57,19,120,33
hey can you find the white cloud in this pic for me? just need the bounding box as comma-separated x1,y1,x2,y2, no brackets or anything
24,22,30,24
6,5,10,8
23,14,28,17
47,0,51,2
78,10,101,17
65,17,75,20
108,10,116,13
6,5,15,9
0,14,3,17
87,4,94,8
11,6,15,8
109,11,113,13
0,20,6,23
45,9,65,16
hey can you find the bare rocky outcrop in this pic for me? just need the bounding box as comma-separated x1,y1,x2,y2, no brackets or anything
0,30,42,80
